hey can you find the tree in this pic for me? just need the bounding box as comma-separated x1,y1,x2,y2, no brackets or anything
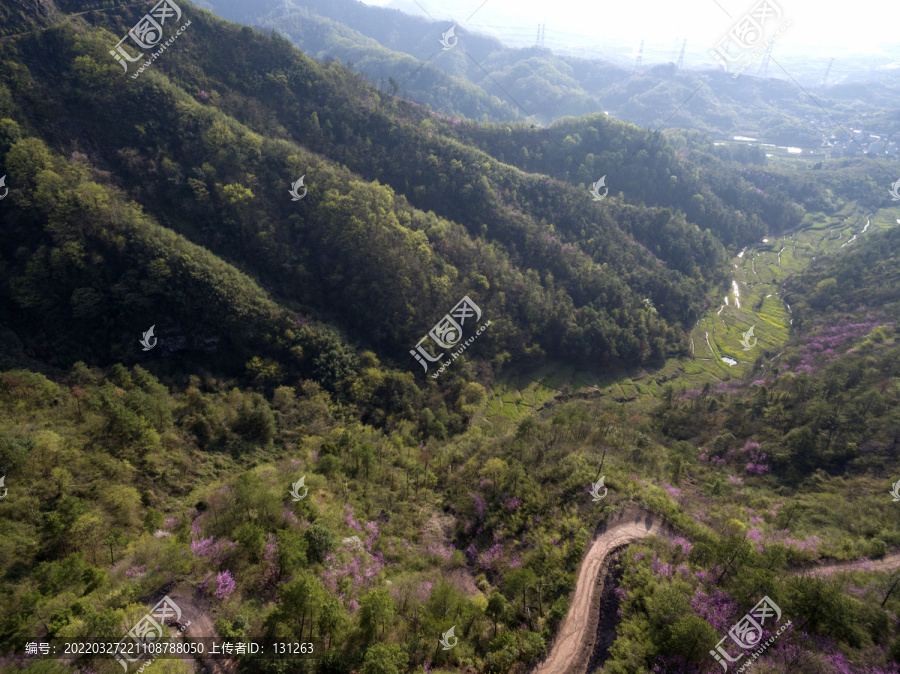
143,510,164,533
5,137,53,194
246,357,284,386
645,581,691,630
0,432,33,474
70,512,104,564
231,393,275,445
233,471,269,522
812,277,838,309
0,117,24,158
304,524,335,563
103,529,126,565
486,593,508,637
505,568,537,613
660,615,718,662
479,458,508,487
276,529,308,575
515,416,537,440
318,597,348,648
234,522,266,562
360,588,395,640
362,643,406,674
84,607,124,640
279,571,325,640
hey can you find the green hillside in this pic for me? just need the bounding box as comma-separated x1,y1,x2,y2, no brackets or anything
0,2,899,674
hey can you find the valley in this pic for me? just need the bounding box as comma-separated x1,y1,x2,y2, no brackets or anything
1,1,900,673
482,202,900,428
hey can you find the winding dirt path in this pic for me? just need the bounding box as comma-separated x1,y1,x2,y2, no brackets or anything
532,508,900,674
532,509,670,674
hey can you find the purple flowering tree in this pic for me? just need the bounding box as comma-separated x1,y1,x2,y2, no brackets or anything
215,570,236,600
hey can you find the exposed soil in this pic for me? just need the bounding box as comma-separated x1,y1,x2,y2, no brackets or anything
446,567,479,596
532,508,670,674
531,507,900,674
143,585,237,674
796,552,900,577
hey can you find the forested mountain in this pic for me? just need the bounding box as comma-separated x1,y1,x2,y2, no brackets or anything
2,2,900,674
203,0,900,140
0,0,801,388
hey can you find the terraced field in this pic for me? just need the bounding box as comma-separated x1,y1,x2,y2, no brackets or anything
479,204,900,429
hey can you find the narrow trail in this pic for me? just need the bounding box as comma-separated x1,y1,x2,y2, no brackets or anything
533,509,900,674
797,552,900,578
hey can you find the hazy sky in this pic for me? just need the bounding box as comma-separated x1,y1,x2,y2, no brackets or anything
362,0,899,57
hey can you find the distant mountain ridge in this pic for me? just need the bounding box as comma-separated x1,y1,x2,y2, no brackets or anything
204,0,900,141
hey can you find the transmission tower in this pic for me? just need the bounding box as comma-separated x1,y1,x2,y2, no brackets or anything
676,39,686,69
535,24,541,47
820,57,834,86
540,23,545,48
756,41,774,77
634,39,644,71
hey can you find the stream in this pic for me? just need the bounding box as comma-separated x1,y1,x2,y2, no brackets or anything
841,215,872,248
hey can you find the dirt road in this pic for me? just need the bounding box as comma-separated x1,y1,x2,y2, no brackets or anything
532,509,669,674
797,552,900,578
170,590,239,674
532,509,900,674
141,587,237,674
